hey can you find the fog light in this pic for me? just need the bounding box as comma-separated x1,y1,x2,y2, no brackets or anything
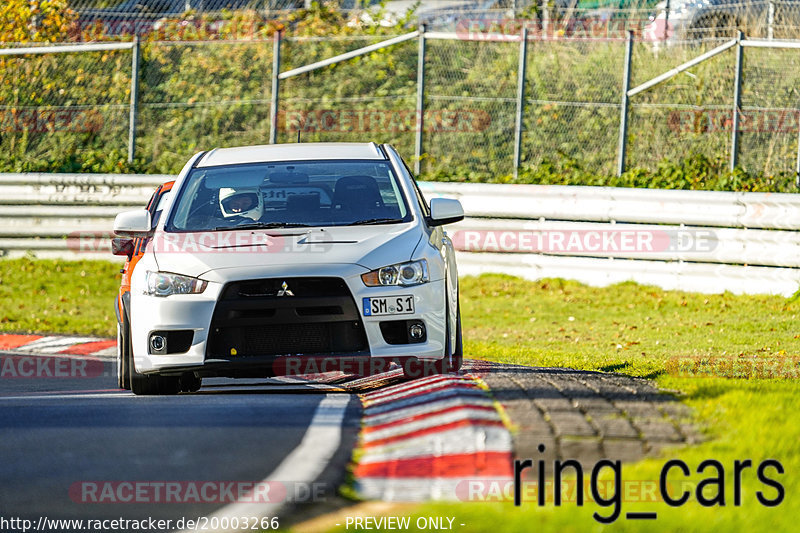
409,323,425,340
150,334,166,354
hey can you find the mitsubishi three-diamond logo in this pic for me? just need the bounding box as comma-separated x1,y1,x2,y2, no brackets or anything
277,281,294,297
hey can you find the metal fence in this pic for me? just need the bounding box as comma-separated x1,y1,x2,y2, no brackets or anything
5,9,800,179
622,33,800,180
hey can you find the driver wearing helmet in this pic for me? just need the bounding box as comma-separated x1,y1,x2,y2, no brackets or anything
219,187,263,221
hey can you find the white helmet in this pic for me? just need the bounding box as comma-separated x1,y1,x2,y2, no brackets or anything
219,187,262,221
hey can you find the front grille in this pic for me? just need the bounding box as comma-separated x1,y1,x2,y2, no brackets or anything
223,278,351,299
207,277,368,358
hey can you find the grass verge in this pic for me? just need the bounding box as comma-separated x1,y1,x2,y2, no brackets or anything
0,258,120,337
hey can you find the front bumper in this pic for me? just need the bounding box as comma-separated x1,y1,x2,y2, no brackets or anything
129,264,447,376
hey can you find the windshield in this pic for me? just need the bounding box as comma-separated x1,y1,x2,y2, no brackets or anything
165,159,412,232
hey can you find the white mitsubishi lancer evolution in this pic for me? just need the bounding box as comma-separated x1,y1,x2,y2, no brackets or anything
113,142,465,395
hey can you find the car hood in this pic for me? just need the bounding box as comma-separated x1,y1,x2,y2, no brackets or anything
149,222,424,279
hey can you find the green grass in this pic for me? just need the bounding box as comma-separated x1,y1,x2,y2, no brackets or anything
0,258,121,337
459,275,800,378
1,260,797,531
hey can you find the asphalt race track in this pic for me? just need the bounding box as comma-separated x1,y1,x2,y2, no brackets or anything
0,352,361,529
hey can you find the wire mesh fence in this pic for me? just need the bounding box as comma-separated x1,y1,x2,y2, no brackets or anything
0,47,132,171
522,39,625,175
277,35,417,155
3,12,800,181
738,46,800,176
626,38,737,173
424,38,518,177
138,39,274,170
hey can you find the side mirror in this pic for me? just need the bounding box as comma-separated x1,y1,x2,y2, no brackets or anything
111,237,135,258
113,209,152,237
428,198,464,226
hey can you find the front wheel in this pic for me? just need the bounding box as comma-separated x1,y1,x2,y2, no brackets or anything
429,304,463,376
130,364,181,396
444,307,463,373
179,373,202,393
117,322,130,390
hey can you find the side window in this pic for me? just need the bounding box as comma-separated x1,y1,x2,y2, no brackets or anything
412,180,431,218
151,190,172,228
135,186,163,255
147,187,163,225
146,187,161,214
400,158,430,218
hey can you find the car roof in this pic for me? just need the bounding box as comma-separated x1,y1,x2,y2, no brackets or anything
196,142,386,168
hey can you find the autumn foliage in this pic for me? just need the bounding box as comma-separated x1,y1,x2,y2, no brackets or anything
0,0,77,43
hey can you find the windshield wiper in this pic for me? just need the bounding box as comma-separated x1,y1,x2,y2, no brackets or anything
214,222,311,231
348,218,405,226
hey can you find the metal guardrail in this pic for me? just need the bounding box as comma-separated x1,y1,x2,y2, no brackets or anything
422,181,800,296
419,181,800,229
1,174,799,296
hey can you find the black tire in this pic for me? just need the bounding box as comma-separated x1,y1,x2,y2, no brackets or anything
179,373,202,393
449,307,464,373
433,301,463,375
125,320,180,396
116,324,130,390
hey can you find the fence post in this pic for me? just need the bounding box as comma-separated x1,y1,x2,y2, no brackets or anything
768,1,775,40
730,31,744,172
127,36,140,164
513,27,529,179
269,29,282,145
542,0,549,36
414,25,427,175
795,112,800,188
617,30,633,177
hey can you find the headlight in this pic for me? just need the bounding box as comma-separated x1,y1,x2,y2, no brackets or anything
146,271,207,297
362,260,429,287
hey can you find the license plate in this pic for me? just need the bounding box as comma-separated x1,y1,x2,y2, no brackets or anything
362,295,415,316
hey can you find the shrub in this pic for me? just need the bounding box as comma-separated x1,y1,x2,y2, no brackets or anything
0,0,76,43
